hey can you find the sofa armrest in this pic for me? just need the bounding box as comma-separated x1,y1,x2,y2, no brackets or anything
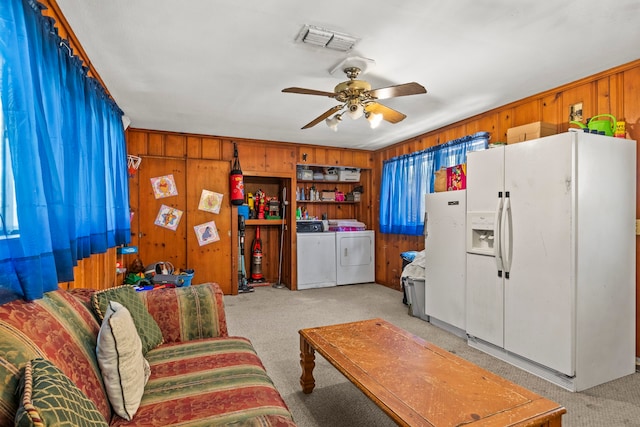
139,282,228,343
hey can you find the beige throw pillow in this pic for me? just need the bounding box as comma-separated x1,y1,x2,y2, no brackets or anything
96,300,151,421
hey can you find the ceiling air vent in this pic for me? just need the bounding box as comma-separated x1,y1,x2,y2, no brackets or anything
296,25,358,52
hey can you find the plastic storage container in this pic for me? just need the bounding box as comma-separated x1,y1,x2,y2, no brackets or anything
404,277,429,321
400,251,419,304
297,168,313,180
338,168,361,181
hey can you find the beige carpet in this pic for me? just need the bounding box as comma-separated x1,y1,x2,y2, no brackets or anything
224,283,640,427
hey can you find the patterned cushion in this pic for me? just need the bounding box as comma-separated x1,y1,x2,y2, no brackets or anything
92,285,163,354
97,301,151,421
14,358,108,427
112,337,295,426
0,290,111,425
140,283,228,343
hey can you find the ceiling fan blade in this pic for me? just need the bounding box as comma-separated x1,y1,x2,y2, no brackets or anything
282,87,337,98
365,102,406,124
366,82,427,100
301,105,344,129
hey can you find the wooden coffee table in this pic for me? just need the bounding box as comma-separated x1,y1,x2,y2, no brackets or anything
299,318,565,426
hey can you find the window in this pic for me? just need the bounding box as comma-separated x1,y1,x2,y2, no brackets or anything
0,94,19,238
0,0,130,301
379,132,489,235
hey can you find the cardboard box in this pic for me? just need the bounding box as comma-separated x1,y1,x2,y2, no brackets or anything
321,191,335,201
434,168,447,192
507,122,556,144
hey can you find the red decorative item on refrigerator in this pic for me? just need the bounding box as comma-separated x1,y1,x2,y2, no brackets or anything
230,143,244,206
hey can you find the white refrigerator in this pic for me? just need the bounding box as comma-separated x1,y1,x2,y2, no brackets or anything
465,131,636,391
424,190,466,336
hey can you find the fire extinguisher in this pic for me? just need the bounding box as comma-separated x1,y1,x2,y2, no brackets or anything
230,142,244,206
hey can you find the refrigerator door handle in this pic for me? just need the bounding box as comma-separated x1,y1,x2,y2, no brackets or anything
494,195,504,273
501,194,513,277
423,212,428,238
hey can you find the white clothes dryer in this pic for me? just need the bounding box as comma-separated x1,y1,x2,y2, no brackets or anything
335,230,375,285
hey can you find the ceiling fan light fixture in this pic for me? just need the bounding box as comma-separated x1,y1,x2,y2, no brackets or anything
366,112,383,129
283,62,426,131
326,113,342,131
347,103,364,120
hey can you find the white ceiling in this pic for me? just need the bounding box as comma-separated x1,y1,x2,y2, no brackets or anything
56,0,640,150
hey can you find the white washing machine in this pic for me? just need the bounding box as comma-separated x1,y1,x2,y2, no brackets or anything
296,232,336,290
335,230,375,285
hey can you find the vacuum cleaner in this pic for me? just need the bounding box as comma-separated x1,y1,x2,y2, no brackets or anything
238,215,254,293
249,226,266,284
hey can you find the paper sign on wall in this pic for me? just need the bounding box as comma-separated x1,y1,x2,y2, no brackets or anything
151,174,178,199
194,221,220,246
198,189,223,214
154,205,183,231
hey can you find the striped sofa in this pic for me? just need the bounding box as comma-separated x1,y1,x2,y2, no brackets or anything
0,283,296,426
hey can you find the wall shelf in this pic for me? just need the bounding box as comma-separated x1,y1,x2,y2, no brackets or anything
245,219,283,226
296,200,358,204
298,180,360,184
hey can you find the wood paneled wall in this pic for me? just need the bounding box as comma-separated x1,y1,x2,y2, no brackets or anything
60,128,373,292
59,248,120,291
373,59,640,357
125,131,373,293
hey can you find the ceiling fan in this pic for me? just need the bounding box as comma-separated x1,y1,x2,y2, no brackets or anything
282,66,427,131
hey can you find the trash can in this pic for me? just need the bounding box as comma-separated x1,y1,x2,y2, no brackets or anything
404,277,429,321
402,277,413,308
400,251,419,305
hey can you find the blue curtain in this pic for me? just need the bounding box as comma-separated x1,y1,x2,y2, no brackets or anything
379,132,489,235
0,0,130,302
